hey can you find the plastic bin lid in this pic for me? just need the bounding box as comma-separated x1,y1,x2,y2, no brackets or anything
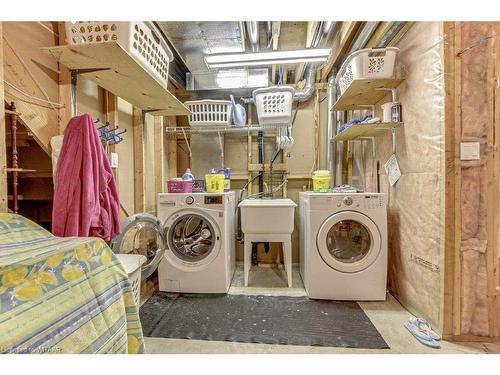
115,253,147,274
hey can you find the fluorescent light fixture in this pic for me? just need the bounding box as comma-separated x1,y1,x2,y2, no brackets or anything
205,48,331,69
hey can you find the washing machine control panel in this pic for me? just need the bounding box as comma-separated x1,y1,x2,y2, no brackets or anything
204,195,223,205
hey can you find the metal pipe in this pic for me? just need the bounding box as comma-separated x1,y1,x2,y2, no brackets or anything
245,22,260,52
375,22,405,48
294,66,317,102
258,131,264,193
326,74,336,188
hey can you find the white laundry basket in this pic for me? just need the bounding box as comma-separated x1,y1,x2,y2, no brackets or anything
253,86,295,125
337,47,399,95
65,22,173,89
185,100,232,126
115,253,147,307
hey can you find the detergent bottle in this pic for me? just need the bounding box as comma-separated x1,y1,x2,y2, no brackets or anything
182,168,194,181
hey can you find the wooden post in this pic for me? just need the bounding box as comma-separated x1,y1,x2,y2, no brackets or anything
57,22,72,133
154,115,165,195
485,23,499,338
102,89,119,186
443,21,458,339
133,107,145,213
166,116,177,179
9,102,18,213
0,23,7,213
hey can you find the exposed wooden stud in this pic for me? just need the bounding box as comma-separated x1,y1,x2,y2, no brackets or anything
443,21,458,339
320,22,361,82
102,89,118,185
485,23,499,338
154,115,165,196
452,22,462,337
0,23,7,212
57,22,72,133
166,116,178,179
248,163,288,172
133,107,145,213
8,102,19,213
494,24,500,336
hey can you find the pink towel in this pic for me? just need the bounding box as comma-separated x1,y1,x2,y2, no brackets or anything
52,114,121,241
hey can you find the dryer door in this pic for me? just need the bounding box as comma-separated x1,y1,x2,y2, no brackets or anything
316,211,381,273
111,213,166,279
163,209,221,271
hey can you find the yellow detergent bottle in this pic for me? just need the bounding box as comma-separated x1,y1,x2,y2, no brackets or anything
312,170,331,192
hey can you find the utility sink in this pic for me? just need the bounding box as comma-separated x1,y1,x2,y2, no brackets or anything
238,198,297,234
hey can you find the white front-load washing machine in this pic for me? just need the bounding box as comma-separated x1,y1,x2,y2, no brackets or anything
157,192,236,293
299,192,387,301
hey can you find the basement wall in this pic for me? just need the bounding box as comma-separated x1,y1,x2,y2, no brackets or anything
178,94,328,263
360,22,445,329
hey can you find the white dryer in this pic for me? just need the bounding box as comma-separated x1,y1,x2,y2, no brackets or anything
299,192,387,301
157,192,236,293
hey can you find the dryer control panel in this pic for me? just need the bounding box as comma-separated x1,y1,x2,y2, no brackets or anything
309,194,385,210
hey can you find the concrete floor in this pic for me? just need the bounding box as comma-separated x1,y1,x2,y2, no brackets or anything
144,265,500,354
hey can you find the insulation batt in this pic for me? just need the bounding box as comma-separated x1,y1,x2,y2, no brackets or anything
52,114,121,241
460,238,488,335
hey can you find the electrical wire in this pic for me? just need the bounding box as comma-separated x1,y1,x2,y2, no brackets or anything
3,36,62,121
4,81,65,108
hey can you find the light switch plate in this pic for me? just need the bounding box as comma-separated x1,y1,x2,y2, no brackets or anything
110,152,119,168
460,142,480,160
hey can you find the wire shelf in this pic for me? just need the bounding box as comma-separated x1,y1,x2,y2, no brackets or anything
164,123,290,134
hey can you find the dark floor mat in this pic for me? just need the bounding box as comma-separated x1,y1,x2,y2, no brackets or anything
140,293,389,349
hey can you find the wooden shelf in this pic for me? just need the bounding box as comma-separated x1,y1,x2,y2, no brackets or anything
331,78,405,111
42,42,190,116
332,122,403,141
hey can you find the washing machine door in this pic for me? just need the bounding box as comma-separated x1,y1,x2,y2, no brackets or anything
111,213,166,279
316,211,381,273
163,209,221,271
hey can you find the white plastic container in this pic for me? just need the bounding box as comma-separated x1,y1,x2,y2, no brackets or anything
252,86,295,125
184,100,232,126
65,22,173,89
337,47,400,95
115,253,147,307
239,198,297,234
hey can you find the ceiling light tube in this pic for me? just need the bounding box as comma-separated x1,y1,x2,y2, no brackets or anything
205,48,331,69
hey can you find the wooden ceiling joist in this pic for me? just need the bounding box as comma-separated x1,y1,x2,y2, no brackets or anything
320,22,362,82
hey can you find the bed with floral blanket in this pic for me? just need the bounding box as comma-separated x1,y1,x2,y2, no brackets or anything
0,214,144,354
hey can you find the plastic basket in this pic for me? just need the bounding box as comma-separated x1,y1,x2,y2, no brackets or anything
167,179,193,193
184,100,232,126
115,254,147,307
252,86,295,125
337,47,399,95
65,22,173,89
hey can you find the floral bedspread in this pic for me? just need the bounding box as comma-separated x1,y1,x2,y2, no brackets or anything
0,214,144,354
